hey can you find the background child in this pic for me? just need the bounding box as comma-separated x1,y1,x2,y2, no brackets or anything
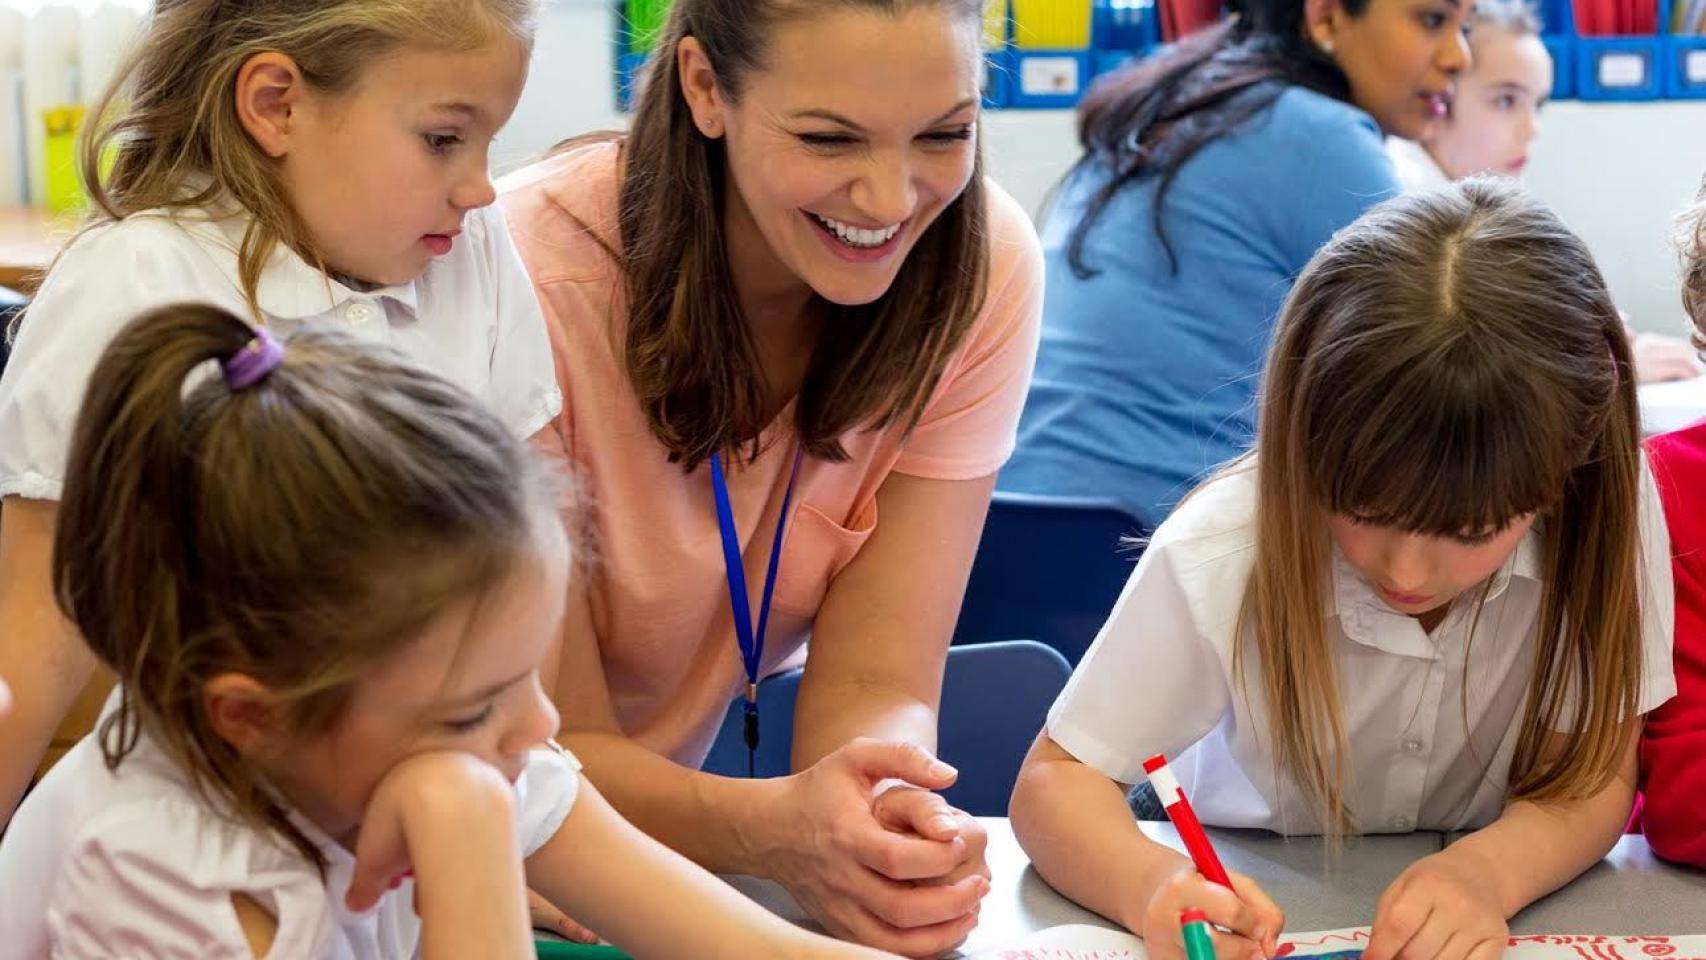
1386,0,1701,384
0,0,562,835
1635,178,1706,869
1010,180,1674,960
0,303,900,960
1388,0,1552,187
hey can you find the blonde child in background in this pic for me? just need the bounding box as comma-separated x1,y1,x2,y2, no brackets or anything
1385,0,1700,383
1387,0,1552,187
0,303,902,960
0,0,562,843
1010,181,1674,960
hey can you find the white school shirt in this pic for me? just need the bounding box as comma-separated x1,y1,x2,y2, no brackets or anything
0,200,562,501
1385,136,1454,192
0,723,581,959
1047,464,1676,835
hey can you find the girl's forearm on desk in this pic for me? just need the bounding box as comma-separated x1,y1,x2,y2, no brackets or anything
559,730,790,876
1445,732,1639,917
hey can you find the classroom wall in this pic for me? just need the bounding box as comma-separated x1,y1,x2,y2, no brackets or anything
506,0,1706,336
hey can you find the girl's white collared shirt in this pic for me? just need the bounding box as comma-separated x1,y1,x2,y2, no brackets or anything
0,201,561,501
1385,136,1454,193
0,723,580,958
1048,464,1675,835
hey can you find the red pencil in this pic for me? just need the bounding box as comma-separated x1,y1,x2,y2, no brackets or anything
1143,753,1232,889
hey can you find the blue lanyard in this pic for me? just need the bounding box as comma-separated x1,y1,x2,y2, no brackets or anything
709,444,804,777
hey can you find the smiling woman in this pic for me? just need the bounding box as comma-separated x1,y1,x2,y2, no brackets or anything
497,0,1043,953
617,0,993,468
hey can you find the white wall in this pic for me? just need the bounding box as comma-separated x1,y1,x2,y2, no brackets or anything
507,0,1706,334
977,104,1706,337
1521,101,1706,337
497,0,628,171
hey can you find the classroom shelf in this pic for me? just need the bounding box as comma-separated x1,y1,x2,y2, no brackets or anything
607,0,1706,109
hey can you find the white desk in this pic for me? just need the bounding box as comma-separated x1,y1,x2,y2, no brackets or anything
727,819,1706,955
1640,376,1706,435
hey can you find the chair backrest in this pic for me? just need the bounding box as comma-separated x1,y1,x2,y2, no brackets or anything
953,491,1145,664
699,668,801,781
934,639,1070,815
700,640,1073,817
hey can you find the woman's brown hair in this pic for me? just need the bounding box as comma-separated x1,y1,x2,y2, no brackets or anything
75,0,537,315
588,0,989,469
52,302,561,871
1241,178,1645,831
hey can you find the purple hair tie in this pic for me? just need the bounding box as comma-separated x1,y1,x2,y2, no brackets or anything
222,326,285,391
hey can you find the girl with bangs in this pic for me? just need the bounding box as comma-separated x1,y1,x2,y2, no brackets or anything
0,304,902,959
1011,180,1676,960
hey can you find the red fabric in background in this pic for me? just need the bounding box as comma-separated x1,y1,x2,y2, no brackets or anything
1641,422,1706,867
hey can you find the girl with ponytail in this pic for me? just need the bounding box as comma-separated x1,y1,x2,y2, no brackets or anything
0,303,899,960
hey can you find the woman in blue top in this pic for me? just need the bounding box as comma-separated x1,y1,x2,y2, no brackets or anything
1000,0,1469,529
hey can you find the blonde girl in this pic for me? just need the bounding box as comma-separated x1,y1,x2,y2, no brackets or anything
1011,180,1674,960
1388,0,1554,187
0,0,561,834
0,303,900,960
1384,0,1699,385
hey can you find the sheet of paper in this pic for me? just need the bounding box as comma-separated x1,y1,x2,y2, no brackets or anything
978,926,1706,960
973,924,1143,959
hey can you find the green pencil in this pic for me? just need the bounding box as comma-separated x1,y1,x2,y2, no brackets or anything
535,938,634,960
1180,908,1216,960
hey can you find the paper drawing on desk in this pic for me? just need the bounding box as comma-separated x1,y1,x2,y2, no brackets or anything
974,924,1143,959
977,926,1376,960
1278,930,1706,960
979,927,1706,960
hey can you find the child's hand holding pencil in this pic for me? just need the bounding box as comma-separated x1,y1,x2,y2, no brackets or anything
1138,861,1284,960
1140,754,1285,960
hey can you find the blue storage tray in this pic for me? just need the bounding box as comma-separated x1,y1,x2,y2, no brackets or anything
984,48,1015,108
1576,36,1664,100
1665,34,1706,96
1008,49,1094,108
1543,34,1576,98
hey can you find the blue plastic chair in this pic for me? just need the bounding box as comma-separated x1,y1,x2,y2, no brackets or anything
701,639,1072,816
952,491,1146,664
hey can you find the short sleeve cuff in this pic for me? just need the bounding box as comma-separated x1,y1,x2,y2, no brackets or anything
0,471,64,501
517,744,583,859
1046,704,1151,787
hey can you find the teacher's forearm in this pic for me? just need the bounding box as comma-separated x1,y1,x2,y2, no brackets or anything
558,730,789,875
789,677,939,771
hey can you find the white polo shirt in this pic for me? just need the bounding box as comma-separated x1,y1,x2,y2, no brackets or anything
1385,136,1454,193
1047,463,1675,835
0,724,581,958
0,200,562,501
